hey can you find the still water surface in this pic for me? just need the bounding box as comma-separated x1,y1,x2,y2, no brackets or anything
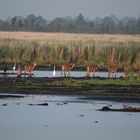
0,94,140,140
0,70,125,78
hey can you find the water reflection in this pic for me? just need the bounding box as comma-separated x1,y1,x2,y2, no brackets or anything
0,94,140,140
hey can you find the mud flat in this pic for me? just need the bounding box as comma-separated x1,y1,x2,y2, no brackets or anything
0,77,140,103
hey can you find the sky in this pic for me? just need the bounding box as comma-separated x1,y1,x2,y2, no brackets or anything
0,0,140,20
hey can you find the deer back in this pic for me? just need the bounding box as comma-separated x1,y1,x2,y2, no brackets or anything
62,64,74,71
24,62,36,72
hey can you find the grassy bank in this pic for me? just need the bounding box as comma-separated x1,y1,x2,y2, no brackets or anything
0,32,140,70
0,77,140,102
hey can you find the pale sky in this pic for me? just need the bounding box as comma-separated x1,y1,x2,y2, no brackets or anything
0,0,140,20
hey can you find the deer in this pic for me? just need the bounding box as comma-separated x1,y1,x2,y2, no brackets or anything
86,64,100,77
61,63,75,77
107,64,118,78
123,65,131,79
24,61,36,76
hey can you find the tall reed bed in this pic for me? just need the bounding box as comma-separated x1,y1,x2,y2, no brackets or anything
0,38,140,70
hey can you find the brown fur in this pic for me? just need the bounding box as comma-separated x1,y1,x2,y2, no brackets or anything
61,64,75,77
24,62,36,74
86,64,100,77
107,64,118,78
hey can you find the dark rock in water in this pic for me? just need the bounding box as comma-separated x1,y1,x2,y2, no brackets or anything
94,121,98,123
44,125,49,127
2,103,8,106
79,114,84,117
28,103,35,106
56,102,68,105
100,106,110,111
0,95,24,99
28,103,48,106
37,103,48,106
56,103,62,105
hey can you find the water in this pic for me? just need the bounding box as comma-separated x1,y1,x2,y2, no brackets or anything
0,70,125,78
0,94,140,140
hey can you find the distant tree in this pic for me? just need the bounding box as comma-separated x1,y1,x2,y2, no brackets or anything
136,16,140,33
118,20,125,33
11,16,18,30
0,14,140,34
0,20,4,30
110,14,119,25
94,17,102,33
101,16,116,33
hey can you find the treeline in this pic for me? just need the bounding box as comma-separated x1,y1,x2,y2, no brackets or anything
0,38,140,70
0,14,140,34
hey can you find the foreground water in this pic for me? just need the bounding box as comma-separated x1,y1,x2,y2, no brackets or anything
0,94,140,140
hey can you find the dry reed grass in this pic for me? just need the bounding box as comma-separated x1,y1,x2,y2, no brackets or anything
0,32,140,70
0,31,140,42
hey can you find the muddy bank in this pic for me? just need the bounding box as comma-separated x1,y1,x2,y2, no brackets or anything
99,106,140,112
0,94,25,99
0,77,140,102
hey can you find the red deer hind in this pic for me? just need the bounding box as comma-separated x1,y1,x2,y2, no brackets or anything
124,65,131,78
86,64,100,77
107,64,118,78
24,61,36,76
61,64,75,77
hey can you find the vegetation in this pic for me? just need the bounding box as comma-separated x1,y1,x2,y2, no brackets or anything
0,14,140,34
45,78,140,87
0,33,140,71
1,78,140,99
24,80,33,86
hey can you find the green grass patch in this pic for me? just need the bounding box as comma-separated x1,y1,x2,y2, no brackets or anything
24,80,33,86
45,79,140,87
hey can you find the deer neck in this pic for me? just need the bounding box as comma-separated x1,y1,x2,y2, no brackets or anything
96,64,99,69
32,63,36,70
71,64,74,70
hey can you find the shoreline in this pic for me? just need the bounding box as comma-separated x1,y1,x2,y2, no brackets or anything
0,77,140,103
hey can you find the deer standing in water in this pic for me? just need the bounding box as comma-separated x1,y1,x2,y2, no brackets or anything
107,64,118,78
86,64,100,77
24,61,36,76
61,64,75,77
123,65,131,79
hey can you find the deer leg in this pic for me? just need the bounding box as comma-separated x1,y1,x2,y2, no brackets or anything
86,72,89,77
68,71,70,77
30,72,32,77
115,72,116,78
24,70,27,77
64,72,66,77
92,72,95,77
88,72,91,77
61,71,63,77
112,73,114,78
108,72,110,78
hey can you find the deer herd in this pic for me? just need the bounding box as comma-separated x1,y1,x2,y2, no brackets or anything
10,61,133,78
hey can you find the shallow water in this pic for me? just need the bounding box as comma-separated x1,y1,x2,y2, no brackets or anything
0,94,140,140
0,70,125,78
